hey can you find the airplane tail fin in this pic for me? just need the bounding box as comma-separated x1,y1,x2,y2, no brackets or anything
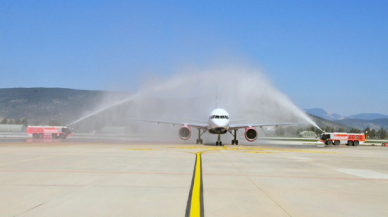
215,86,218,109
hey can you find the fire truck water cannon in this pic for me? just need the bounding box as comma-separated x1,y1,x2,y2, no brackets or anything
26,126,73,139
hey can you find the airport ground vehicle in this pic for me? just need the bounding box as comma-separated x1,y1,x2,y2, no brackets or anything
26,126,72,139
319,132,365,146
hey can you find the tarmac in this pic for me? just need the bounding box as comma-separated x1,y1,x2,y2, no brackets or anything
0,139,387,217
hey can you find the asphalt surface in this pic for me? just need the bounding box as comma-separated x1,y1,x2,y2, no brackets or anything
0,139,387,217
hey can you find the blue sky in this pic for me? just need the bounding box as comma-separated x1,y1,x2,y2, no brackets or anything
1,0,387,115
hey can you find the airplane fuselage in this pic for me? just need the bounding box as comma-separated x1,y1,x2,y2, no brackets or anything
208,108,230,134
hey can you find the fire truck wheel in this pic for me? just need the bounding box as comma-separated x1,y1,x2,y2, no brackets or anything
33,133,38,139
38,133,44,139
354,140,359,146
326,140,333,145
334,140,340,146
348,141,354,146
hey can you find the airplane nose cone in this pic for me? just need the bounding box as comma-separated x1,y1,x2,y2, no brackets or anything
213,119,229,127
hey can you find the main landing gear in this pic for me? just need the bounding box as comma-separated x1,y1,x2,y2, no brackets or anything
229,129,238,145
216,134,222,146
196,129,207,144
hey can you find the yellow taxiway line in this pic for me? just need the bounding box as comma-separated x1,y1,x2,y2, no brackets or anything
185,152,204,217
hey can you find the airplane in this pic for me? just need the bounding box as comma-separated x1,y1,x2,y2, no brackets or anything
128,107,300,146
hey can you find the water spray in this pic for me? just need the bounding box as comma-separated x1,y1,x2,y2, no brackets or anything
66,94,140,126
66,76,186,126
66,66,326,136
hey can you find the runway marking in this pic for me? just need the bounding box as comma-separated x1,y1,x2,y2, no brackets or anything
228,147,337,153
169,146,337,153
171,146,222,150
122,148,155,151
185,152,204,217
277,149,337,154
245,151,276,154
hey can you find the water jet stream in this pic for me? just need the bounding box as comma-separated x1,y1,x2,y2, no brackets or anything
67,67,324,135
66,94,139,126
66,77,185,126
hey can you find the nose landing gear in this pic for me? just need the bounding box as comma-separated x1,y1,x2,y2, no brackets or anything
216,134,223,146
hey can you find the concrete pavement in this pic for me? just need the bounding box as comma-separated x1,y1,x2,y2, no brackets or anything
0,142,387,217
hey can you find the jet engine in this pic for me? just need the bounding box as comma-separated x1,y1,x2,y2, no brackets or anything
179,126,191,140
245,127,257,142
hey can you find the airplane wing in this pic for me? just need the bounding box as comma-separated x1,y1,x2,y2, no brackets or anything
229,119,247,123
128,118,208,129
229,123,303,130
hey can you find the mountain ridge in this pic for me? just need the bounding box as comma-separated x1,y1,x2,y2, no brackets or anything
0,87,128,125
304,108,388,131
304,108,388,121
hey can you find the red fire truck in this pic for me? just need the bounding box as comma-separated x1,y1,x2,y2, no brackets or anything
319,132,365,146
26,126,72,139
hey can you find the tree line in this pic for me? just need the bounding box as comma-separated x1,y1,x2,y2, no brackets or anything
363,127,387,139
0,118,28,126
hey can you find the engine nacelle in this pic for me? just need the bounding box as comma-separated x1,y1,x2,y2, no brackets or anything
179,126,191,140
245,127,258,142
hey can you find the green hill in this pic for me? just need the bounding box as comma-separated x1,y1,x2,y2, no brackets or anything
0,88,123,125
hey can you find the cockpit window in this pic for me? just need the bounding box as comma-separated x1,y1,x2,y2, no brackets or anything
211,115,229,119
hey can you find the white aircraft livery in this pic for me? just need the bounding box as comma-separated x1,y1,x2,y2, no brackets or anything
129,107,299,146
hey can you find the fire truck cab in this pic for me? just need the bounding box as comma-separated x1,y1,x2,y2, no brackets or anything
26,126,72,139
319,132,365,146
